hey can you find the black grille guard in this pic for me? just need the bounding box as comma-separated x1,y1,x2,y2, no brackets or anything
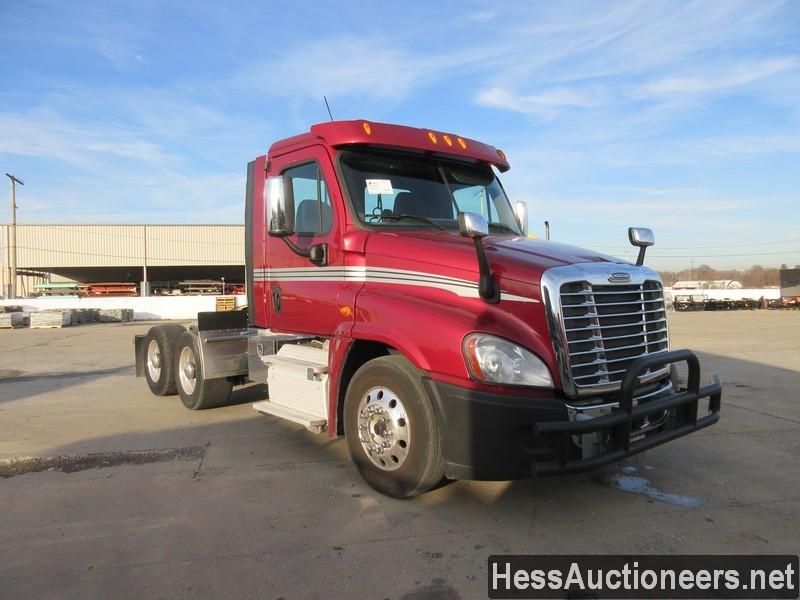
532,349,722,475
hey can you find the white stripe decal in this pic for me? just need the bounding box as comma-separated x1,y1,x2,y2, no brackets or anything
252,266,539,303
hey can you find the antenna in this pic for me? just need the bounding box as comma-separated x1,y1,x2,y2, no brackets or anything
323,96,334,122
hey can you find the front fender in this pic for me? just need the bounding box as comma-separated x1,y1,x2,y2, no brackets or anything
351,287,557,386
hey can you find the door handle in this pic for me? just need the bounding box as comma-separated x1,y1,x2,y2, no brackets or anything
309,243,328,266
271,285,282,313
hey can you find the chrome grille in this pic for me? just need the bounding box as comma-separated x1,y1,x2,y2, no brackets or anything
559,280,669,392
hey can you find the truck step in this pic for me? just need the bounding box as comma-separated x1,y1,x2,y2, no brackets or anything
256,343,330,426
252,401,327,433
260,343,329,372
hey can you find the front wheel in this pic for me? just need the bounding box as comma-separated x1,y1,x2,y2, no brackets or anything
344,355,444,498
174,331,233,410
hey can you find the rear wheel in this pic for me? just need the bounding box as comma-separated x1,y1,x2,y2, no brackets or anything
142,324,186,396
174,331,233,410
344,355,444,498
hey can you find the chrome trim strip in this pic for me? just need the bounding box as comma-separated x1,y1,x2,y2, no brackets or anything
562,307,666,320
564,318,667,332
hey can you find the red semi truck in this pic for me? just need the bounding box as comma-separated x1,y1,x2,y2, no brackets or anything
135,120,722,498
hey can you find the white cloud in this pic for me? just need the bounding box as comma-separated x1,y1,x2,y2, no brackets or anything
476,86,604,116
0,109,176,170
632,57,798,99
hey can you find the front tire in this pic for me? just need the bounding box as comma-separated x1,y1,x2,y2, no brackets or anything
142,324,186,396
174,331,233,410
344,355,444,498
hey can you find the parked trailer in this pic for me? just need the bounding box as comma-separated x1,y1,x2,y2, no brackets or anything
134,120,722,498
674,288,780,311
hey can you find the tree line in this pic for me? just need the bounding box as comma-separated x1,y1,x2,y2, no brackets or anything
658,264,799,288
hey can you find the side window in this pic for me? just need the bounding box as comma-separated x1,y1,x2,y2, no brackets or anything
452,186,493,220
283,162,333,236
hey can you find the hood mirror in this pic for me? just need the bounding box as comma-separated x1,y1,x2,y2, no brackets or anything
458,212,499,303
514,201,528,236
267,175,295,237
457,212,489,238
628,227,654,266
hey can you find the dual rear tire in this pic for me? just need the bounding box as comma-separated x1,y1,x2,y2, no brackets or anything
142,325,231,410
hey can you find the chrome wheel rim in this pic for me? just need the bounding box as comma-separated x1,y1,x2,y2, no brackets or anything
178,346,197,395
356,386,410,471
146,339,161,382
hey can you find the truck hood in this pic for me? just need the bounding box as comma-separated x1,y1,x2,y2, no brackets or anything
365,231,625,287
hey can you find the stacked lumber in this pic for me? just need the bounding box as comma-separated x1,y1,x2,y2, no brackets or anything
180,280,224,295
0,312,29,328
215,296,236,311
79,282,138,297
30,310,72,328
33,283,83,298
96,308,134,322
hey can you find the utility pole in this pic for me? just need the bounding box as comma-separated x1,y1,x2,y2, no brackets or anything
5,173,23,299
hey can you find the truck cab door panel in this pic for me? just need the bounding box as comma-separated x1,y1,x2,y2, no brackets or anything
266,146,350,336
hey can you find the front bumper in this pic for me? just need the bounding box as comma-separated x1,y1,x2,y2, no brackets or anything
424,349,722,481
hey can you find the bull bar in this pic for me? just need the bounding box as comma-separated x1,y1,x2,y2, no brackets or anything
532,349,722,475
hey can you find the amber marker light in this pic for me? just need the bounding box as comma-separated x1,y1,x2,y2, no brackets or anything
362,122,372,135
339,306,352,317
497,149,506,160
463,335,484,379
427,131,438,144
443,134,453,147
457,137,467,149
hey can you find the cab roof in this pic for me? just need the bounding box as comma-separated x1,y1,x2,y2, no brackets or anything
268,119,510,172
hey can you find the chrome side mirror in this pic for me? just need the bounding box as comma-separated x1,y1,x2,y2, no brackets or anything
628,227,655,266
458,212,498,303
267,176,295,237
514,201,528,236
629,227,654,248
457,212,489,239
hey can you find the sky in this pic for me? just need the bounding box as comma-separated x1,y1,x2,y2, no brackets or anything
1,0,799,271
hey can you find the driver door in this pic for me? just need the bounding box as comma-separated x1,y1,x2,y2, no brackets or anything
266,146,346,336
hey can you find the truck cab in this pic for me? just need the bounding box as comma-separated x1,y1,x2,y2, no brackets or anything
136,120,722,498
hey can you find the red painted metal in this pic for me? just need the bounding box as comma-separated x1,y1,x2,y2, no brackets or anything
249,121,620,437
269,120,511,172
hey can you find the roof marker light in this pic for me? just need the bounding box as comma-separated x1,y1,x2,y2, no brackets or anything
457,137,467,149
497,149,506,160
427,131,438,144
443,134,453,147
362,122,372,135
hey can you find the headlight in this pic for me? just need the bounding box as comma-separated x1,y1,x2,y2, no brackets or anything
462,333,553,388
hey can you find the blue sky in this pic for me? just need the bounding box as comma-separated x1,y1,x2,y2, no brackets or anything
1,0,798,270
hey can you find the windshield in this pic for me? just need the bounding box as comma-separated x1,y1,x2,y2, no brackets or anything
339,150,521,235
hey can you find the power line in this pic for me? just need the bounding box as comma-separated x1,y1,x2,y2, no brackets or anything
590,237,800,251
649,249,800,258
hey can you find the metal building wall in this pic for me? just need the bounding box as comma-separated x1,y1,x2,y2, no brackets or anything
1,224,244,269
2,224,244,295
146,225,243,266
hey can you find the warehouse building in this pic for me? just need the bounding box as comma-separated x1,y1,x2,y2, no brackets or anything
1,224,245,298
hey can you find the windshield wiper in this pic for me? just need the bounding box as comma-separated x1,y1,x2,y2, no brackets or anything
379,213,447,231
489,223,518,234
